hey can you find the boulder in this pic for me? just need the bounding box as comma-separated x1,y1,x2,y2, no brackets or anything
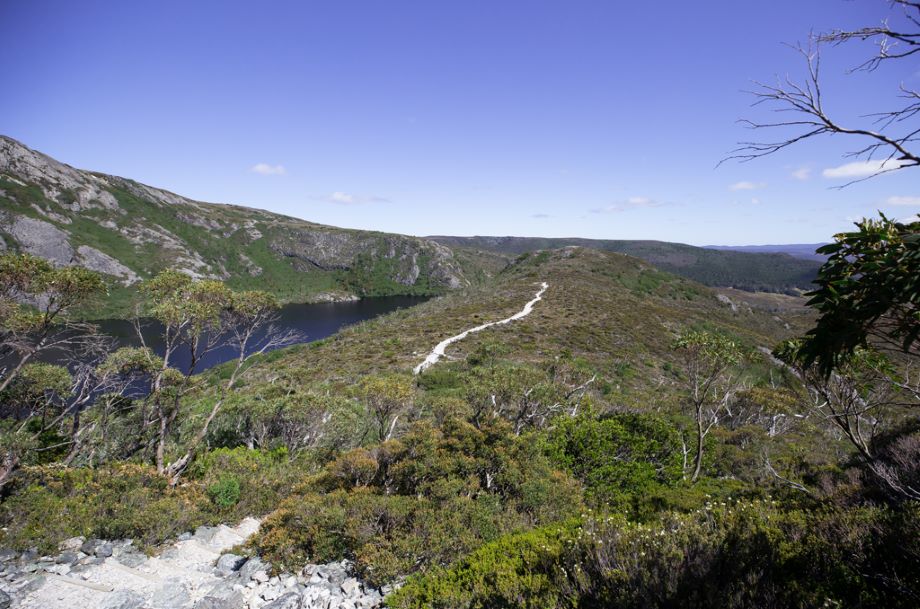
215,553,246,576
238,557,267,583
0,589,10,609
101,589,145,609
150,580,191,609
262,592,302,609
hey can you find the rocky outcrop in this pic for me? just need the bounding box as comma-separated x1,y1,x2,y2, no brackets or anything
0,135,471,296
0,519,387,609
76,246,139,284
0,137,119,212
0,213,138,285
3,215,74,266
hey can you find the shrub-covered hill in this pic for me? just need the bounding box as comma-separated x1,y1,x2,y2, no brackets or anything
236,246,810,399
4,244,914,609
429,235,821,293
0,136,476,317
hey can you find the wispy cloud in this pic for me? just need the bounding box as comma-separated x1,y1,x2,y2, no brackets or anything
729,181,766,191
822,159,908,179
590,196,665,214
320,191,390,205
531,213,553,219
250,163,286,176
886,196,920,207
791,166,811,180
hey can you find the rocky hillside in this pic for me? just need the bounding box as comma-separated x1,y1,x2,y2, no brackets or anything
429,235,821,293
0,136,469,314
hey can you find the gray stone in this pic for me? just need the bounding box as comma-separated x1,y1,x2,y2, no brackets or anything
45,563,71,575
238,557,265,582
193,597,243,609
59,536,85,552
56,551,79,565
76,244,138,284
5,215,74,266
117,550,147,568
80,539,100,555
150,580,191,608
203,580,245,604
0,589,9,609
194,526,218,544
96,542,114,558
0,549,15,563
215,553,245,576
16,574,45,593
177,532,193,542
261,584,283,601
101,589,145,609
341,577,360,595
262,592,302,609
253,570,269,583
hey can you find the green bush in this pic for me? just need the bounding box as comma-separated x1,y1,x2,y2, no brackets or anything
389,502,920,609
0,464,212,553
207,475,241,509
253,418,584,585
187,446,306,517
541,412,684,515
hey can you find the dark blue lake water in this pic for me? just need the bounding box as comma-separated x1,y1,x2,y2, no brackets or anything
93,295,429,374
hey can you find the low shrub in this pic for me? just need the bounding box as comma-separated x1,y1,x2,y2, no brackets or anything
252,418,584,586
187,446,306,517
389,501,920,609
0,464,212,553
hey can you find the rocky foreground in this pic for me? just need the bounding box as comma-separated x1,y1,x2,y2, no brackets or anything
0,518,386,609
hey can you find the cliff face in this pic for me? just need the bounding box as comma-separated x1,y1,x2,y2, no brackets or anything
0,136,468,304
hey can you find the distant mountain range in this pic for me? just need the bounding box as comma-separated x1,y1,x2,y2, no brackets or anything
702,243,828,262
429,236,821,293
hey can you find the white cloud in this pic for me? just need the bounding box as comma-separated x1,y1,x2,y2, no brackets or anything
321,191,390,205
531,213,553,219
729,181,766,191
791,166,811,180
886,196,920,206
822,159,908,179
250,163,286,176
750,197,761,205
590,196,665,214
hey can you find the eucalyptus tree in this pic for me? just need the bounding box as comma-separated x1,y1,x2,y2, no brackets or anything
673,330,745,482
0,252,108,488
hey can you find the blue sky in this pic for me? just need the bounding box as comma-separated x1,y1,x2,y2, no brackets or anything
2,0,918,245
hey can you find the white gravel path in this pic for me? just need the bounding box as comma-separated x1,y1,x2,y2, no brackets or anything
413,281,548,374
16,518,260,609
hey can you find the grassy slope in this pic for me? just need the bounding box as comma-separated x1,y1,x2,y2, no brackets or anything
429,235,821,293
237,247,811,404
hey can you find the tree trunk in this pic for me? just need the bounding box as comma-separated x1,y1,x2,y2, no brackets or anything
691,405,704,483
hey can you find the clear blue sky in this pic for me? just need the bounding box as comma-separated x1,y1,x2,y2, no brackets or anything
2,0,917,245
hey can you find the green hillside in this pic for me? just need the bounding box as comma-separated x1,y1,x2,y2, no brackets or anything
0,136,473,317
430,235,820,293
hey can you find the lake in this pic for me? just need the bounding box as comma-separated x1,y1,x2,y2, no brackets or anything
91,295,430,374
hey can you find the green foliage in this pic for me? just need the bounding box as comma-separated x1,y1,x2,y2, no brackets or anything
672,329,743,366
188,446,306,517
799,214,920,375
207,475,241,509
252,418,583,585
390,502,920,609
542,413,684,515
0,465,212,553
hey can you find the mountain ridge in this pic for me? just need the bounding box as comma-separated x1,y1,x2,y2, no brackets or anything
0,135,471,315
428,235,821,293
